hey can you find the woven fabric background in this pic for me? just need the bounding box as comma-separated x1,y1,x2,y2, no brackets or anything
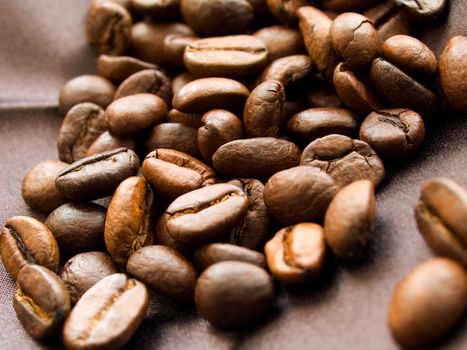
0,1,466,349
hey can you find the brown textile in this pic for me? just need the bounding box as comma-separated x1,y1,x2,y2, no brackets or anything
0,1,466,349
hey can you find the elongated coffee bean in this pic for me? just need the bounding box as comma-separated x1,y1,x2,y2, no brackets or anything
97,54,158,82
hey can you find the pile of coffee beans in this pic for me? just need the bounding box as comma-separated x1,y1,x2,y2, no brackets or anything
1,0,466,348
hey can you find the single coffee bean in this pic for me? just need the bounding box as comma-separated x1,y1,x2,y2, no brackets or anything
323,0,381,12
330,13,378,69
60,251,118,304
244,80,285,138
63,273,148,350
388,258,467,348
85,130,135,157
0,216,60,280
305,83,343,109
113,69,172,106
300,134,385,188
130,0,180,19
14,265,70,339
105,176,155,267
86,1,132,55
127,245,198,300
364,2,411,44
97,54,158,83
57,102,107,163
105,93,167,136
167,109,201,128
286,107,358,144
439,36,467,112
161,184,249,245
194,243,266,271
198,110,244,164
298,6,339,79
228,178,271,250
45,202,107,256
55,148,139,201
142,149,216,200
360,109,425,157
253,25,306,62
259,55,313,89
195,261,274,328
172,72,197,97
392,0,446,22
59,75,115,114
324,180,376,260
213,138,301,180
266,0,309,23
21,160,68,214
180,0,254,36
163,34,199,68
264,166,338,225
415,178,467,266
145,123,201,158
173,78,250,113
184,35,269,78
265,223,326,284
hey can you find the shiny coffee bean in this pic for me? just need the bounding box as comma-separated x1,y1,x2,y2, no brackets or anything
60,251,118,304
130,0,180,19
259,55,313,89
253,25,305,62
167,109,202,128
388,258,467,348
364,3,411,44
63,273,148,350
145,123,200,158
323,0,380,12
0,216,60,280
85,131,135,157
266,0,309,23
55,148,139,201
14,265,70,339
264,166,338,225
265,223,326,284
21,160,68,214
127,245,198,300
324,180,376,261
163,34,199,68
195,261,274,328
97,54,158,83
392,0,446,21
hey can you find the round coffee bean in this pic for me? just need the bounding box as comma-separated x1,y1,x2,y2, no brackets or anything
388,258,467,348
253,25,305,62
195,261,274,328
392,0,446,21
63,273,148,350
266,0,309,23
85,131,135,157
60,252,118,304
127,245,198,300
364,3,411,44
360,109,425,157
324,180,376,260
264,166,338,225
130,0,180,19
97,54,158,83
167,109,202,128
323,0,380,12
14,265,70,339
163,34,199,68
0,216,60,280
145,123,200,158
21,160,68,214
259,55,313,89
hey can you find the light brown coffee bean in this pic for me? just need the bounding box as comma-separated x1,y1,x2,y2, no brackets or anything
97,54,158,83
259,55,313,89
253,25,305,62
145,123,201,158
85,131,135,157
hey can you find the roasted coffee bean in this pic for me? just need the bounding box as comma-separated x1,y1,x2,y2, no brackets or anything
142,149,216,200
155,215,191,254
195,261,274,328
163,34,199,68
364,2,411,44
127,245,198,300
264,166,338,225
172,72,197,97
59,75,115,114
14,265,70,339
300,134,385,188
392,0,446,21
97,54,158,83
253,25,306,62
244,80,285,138
298,6,339,79
167,109,202,128
55,148,139,201
286,107,358,144
228,179,271,250
57,103,107,163
180,0,254,36
105,176,155,267
60,252,118,304
330,13,378,69
194,243,266,271
21,160,68,214
259,55,313,89
131,21,194,66
130,0,180,19
324,180,375,260
145,123,200,158
198,110,243,164
213,138,301,180
439,36,467,112
160,184,249,245
105,93,167,136
360,109,425,157
0,216,59,280
305,83,343,109
388,258,467,348
63,273,148,350
85,130,135,157
266,0,309,23
265,223,326,284
173,78,250,113
184,35,269,78
113,69,172,105
415,178,467,266
45,203,107,256
323,0,381,12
